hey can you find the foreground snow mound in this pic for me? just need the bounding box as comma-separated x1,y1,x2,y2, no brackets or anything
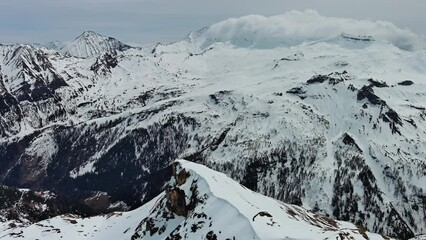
0,160,389,240
198,10,425,51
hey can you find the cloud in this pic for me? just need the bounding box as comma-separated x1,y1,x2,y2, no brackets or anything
202,10,426,51
1,1,426,46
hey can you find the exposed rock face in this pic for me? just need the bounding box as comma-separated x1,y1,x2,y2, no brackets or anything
368,78,388,88
166,188,188,217
0,185,90,223
165,163,198,218
83,192,111,213
173,162,191,186
398,80,414,86
90,53,118,75
357,85,385,105
286,86,306,96
341,133,362,152
341,33,374,42
306,71,352,85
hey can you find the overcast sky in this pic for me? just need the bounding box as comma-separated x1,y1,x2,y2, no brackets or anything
1,0,425,45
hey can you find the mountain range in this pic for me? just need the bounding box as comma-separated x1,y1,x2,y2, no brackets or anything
0,10,425,239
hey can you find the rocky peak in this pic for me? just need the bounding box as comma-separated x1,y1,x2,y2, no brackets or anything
59,30,131,58
77,30,102,39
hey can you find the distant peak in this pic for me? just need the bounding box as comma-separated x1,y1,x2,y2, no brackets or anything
76,30,105,40
60,30,131,58
82,30,97,35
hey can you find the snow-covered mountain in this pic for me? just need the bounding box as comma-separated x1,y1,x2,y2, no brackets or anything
47,30,131,58
0,10,425,239
0,160,392,240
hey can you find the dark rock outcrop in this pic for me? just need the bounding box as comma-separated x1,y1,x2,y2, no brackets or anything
90,53,118,75
0,185,92,223
357,85,385,105
341,133,362,153
368,78,388,88
306,71,350,85
166,188,188,216
398,80,414,86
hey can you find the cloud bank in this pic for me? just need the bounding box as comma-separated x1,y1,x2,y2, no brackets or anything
202,10,426,51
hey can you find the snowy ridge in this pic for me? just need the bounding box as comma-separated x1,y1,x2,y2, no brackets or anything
162,160,388,240
0,160,390,240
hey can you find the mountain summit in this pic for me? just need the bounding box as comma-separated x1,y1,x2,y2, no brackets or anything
58,30,131,58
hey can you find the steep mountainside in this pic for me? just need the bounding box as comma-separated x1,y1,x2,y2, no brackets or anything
0,160,391,240
0,10,425,239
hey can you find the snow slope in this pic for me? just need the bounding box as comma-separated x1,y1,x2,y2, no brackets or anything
0,160,390,240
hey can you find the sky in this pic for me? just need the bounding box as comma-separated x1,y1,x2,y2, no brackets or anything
0,0,425,45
